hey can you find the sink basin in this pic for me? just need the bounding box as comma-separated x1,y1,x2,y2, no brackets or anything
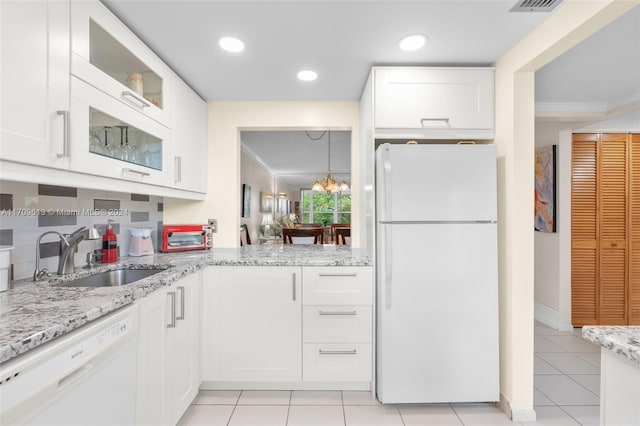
60,268,169,288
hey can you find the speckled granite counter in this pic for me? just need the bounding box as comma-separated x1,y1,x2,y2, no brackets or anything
583,326,640,364
0,245,371,364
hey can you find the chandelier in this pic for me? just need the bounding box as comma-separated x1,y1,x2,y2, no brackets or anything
310,131,350,194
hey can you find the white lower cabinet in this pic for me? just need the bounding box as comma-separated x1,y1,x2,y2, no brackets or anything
218,266,302,382
302,267,373,383
202,265,373,390
136,271,201,426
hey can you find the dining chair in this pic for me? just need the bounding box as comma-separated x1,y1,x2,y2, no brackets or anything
335,227,351,245
240,224,251,246
282,227,323,244
330,223,350,243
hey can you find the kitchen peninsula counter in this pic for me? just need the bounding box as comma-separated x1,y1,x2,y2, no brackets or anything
582,326,640,425
0,245,371,364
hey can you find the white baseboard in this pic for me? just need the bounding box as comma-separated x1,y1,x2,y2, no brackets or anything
534,302,573,331
499,393,537,422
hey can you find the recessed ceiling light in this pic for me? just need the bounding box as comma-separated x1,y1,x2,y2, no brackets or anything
297,70,318,82
398,34,427,51
219,37,245,53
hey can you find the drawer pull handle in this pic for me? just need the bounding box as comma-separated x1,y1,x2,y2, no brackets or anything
177,286,185,320
318,310,357,316
123,167,150,177
420,118,450,127
318,349,357,355
122,90,151,109
56,110,70,158
318,272,357,277
167,292,176,328
292,272,297,301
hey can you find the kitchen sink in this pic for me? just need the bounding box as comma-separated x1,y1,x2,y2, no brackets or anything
60,268,170,288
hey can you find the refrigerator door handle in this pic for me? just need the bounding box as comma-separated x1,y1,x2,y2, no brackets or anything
384,225,393,309
383,154,393,221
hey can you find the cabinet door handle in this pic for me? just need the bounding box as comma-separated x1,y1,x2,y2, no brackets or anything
122,167,150,177
121,91,151,109
420,118,450,127
56,110,70,158
292,272,297,301
175,156,182,183
318,272,357,277
318,310,357,316
167,292,176,328
177,286,185,320
318,349,357,355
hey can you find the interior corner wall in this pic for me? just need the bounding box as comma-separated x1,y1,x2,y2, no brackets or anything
493,0,636,420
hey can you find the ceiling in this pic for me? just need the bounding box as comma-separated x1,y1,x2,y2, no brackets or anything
103,0,559,101
101,0,640,182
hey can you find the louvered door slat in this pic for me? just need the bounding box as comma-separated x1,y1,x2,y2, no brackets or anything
599,135,627,324
571,136,598,325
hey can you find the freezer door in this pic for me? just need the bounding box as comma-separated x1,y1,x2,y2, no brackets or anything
376,223,499,403
375,144,497,222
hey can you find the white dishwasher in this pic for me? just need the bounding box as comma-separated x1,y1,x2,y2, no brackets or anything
0,304,138,426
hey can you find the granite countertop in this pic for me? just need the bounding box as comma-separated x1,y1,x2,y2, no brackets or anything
0,245,371,364
583,326,640,364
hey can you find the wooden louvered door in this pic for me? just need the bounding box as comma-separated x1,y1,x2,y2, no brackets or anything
571,133,635,326
629,134,640,324
598,134,627,325
571,134,599,326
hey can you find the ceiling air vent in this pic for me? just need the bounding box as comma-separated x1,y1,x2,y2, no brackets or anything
510,0,562,12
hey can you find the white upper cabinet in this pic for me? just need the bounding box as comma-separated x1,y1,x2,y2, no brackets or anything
373,67,495,139
0,0,70,169
70,0,172,127
171,76,208,193
70,76,171,187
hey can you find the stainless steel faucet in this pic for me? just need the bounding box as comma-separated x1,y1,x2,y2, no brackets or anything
33,227,100,281
33,231,69,281
58,227,101,275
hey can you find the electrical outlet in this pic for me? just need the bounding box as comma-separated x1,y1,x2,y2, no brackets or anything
208,219,217,232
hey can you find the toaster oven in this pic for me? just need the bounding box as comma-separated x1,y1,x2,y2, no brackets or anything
161,224,213,252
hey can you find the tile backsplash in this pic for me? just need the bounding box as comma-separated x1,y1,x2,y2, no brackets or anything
0,180,163,281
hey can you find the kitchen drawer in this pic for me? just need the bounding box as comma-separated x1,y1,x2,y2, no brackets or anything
303,343,372,382
302,267,373,306
303,306,372,343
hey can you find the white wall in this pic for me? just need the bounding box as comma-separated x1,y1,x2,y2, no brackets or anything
164,101,360,247
534,110,640,329
240,150,273,244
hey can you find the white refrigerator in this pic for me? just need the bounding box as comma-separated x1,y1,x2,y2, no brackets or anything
375,143,499,404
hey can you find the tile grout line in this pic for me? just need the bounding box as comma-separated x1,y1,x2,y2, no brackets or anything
341,391,347,426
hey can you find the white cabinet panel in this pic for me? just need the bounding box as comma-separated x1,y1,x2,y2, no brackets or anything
70,76,171,187
219,267,302,382
303,267,373,306
70,0,171,126
171,76,207,193
303,343,372,382
374,67,494,139
0,0,70,169
136,272,201,426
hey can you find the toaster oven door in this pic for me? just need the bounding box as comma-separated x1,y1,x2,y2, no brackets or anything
165,231,206,251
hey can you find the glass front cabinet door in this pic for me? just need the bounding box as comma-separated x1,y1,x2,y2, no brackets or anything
71,0,171,126
71,76,170,186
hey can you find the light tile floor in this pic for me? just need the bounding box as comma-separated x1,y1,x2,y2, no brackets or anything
532,321,600,426
177,321,600,426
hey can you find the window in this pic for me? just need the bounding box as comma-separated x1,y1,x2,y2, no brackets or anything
301,190,351,225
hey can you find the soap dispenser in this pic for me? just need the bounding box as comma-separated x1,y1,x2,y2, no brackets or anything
102,220,118,263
